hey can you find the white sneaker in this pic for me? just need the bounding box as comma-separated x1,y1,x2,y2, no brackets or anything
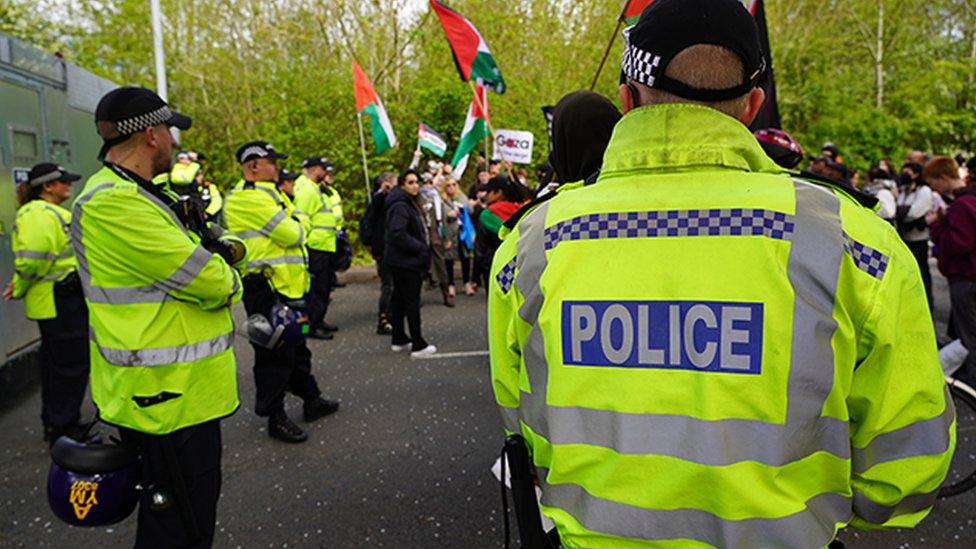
391,343,411,352
410,344,437,358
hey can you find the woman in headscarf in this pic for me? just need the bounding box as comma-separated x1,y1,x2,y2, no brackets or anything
548,90,622,186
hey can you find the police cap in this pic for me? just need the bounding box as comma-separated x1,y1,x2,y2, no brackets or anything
236,141,288,164
622,0,765,102
27,163,81,187
301,156,331,169
95,87,191,158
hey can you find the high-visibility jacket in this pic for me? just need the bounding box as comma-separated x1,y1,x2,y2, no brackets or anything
224,179,310,299
488,104,955,548
170,161,201,184
204,184,223,217
292,175,337,252
72,164,241,435
324,184,344,230
10,199,76,319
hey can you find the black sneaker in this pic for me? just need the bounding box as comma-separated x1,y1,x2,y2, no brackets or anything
308,327,334,340
321,322,339,332
303,397,340,422
268,412,308,443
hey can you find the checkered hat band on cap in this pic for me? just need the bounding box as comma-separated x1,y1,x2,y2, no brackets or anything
622,26,662,88
114,106,172,136
239,146,269,163
29,170,63,187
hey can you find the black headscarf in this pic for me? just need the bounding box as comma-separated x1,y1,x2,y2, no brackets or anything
549,91,622,184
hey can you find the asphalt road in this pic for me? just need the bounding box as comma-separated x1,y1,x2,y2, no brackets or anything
1,265,973,548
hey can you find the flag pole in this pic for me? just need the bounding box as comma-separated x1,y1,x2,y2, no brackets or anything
467,80,494,163
356,111,372,204
589,1,630,91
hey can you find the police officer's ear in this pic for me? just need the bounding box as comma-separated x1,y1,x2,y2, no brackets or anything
618,82,641,114
738,87,767,126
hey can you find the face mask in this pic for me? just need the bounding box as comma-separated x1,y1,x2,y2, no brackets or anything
899,172,915,186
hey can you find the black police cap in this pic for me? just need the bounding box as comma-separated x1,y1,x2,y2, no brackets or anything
95,87,191,158
301,156,331,169
27,163,81,187
622,0,765,102
236,141,288,164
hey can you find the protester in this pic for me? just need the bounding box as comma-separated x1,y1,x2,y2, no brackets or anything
863,166,897,222
440,176,474,298
926,157,976,380
473,176,520,289
362,171,397,334
419,173,452,306
385,169,436,357
896,161,935,308
549,90,622,184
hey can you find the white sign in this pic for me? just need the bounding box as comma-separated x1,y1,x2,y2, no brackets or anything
492,129,534,165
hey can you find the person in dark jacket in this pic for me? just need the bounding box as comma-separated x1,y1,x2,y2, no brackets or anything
928,156,976,383
384,169,436,357
366,171,397,334
549,90,622,185
473,176,521,288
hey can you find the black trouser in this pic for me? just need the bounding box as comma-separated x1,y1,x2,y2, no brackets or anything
307,249,334,330
950,281,976,384
905,239,933,310
36,274,89,429
242,275,321,416
445,259,456,287
459,242,472,284
389,266,428,351
376,259,393,316
120,420,222,549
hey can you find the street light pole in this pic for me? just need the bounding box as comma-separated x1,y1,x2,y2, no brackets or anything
150,0,178,141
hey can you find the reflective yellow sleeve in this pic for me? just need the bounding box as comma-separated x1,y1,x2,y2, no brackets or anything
488,228,523,434
291,182,318,218
11,208,59,297
260,194,304,249
848,239,955,530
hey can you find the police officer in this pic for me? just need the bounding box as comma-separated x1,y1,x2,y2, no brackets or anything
323,160,347,290
224,142,339,443
293,156,338,339
487,1,954,546
73,87,242,547
2,163,88,444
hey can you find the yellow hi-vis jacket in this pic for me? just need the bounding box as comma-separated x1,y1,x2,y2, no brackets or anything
72,164,241,435
487,104,955,548
10,199,76,319
170,161,201,184
324,184,343,230
205,184,223,217
224,180,311,299
292,175,337,252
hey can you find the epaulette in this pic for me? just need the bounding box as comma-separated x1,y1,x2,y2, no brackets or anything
795,170,878,209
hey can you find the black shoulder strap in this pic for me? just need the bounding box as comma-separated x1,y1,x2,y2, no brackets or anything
503,190,558,230
795,170,878,209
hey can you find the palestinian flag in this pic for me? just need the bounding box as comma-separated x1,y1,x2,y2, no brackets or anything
430,0,505,94
621,0,653,24
353,59,397,153
450,86,490,175
418,122,447,157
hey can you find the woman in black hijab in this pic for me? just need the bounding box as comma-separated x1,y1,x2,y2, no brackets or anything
549,90,622,185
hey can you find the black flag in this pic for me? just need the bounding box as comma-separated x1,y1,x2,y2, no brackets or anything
749,0,781,130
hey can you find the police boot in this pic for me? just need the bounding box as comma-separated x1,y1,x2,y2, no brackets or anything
268,411,308,443
376,313,393,335
303,397,340,422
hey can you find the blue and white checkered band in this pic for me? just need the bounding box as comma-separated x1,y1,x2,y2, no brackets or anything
621,26,662,88
114,106,172,136
239,146,270,163
495,258,517,293
843,233,889,279
542,209,796,251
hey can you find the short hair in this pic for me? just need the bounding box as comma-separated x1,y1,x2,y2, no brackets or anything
398,168,420,185
377,170,397,184
923,156,959,181
637,44,749,118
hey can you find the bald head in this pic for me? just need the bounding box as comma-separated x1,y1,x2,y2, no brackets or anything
620,44,765,123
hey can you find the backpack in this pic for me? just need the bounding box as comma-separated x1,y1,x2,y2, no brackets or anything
359,197,376,247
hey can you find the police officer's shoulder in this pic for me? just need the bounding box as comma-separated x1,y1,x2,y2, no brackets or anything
503,181,586,232
793,170,878,210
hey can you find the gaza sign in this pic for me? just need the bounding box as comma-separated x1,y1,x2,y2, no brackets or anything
493,129,534,164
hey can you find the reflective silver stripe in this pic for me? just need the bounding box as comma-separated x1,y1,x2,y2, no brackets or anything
511,181,848,468
254,184,284,206
93,331,234,367
86,285,169,305
16,268,71,282
293,224,305,248
313,225,337,231
158,245,212,292
15,250,59,260
499,406,520,434
39,204,68,228
852,384,955,473
262,209,287,235
852,488,939,525
236,230,264,240
537,467,850,547
245,255,306,270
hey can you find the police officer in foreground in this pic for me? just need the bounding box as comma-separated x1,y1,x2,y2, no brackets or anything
293,156,339,339
3,164,89,444
224,143,339,443
73,87,243,547
487,1,954,546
